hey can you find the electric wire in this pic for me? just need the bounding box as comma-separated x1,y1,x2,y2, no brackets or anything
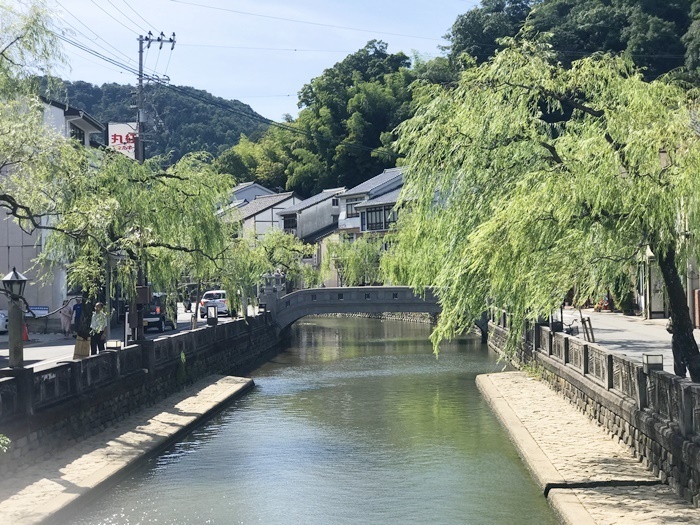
55,33,398,159
168,0,442,42
55,0,138,66
105,0,149,34
90,0,139,35
121,0,158,32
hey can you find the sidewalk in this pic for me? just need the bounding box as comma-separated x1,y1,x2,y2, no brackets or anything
563,309,681,374
0,374,253,524
477,372,699,524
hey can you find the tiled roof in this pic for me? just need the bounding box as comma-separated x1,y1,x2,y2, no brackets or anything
278,187,345,215
232,181,255,192
343,167,403,197
354,187,401,209
238,192,295,219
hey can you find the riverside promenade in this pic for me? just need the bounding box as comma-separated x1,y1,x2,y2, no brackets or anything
479,309,700,524
0,374,253,524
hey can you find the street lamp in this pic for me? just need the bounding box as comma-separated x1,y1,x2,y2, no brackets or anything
2,267,28,368
207,305,218,326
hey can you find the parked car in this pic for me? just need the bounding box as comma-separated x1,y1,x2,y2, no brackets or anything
144,293,177,332
0,309,7,333
199,290,230,318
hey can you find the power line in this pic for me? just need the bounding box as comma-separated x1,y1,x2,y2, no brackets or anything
168,0,442,42
56,0,138,66
55,33,397,160
90,0,138,35
121,0,158,32
105,0,149,34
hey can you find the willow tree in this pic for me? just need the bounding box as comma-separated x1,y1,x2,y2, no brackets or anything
385,36,700,381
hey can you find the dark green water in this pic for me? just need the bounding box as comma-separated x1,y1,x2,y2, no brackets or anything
70,317,558,525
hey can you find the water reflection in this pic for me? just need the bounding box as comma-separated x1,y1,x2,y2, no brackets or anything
70,317,556,525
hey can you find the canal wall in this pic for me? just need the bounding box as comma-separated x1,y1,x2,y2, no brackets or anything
313,312,438,324
0,314,279,476
487,315,700,506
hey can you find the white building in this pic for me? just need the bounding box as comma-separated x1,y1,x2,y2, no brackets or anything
0,99,104,314
337,167,403,236
237,192,301,237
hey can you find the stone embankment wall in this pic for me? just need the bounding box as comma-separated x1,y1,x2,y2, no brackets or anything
487,314,700,506
314,312,438,324
0,315,279,476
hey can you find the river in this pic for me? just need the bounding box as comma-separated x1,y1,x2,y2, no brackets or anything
70,317,557,524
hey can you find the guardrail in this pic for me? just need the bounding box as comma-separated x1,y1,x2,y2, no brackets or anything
0,315,270,426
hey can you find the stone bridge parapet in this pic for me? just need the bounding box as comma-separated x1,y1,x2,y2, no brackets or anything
265,286,441,331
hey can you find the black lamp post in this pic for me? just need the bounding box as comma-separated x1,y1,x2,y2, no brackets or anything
2,267,28,368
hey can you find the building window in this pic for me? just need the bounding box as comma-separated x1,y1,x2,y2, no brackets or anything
346,197,363,218
70,123,85,144
364,205,398,231
365,293,371,300
283,215,297,231
331,198,339,207
312,294,317,301
338,293,344,300
285,300,291,308
361,212,366,230
392,292,399,299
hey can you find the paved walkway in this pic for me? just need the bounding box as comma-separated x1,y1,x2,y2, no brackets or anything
477,372,699,524
563,309,686,375
0,374,253,525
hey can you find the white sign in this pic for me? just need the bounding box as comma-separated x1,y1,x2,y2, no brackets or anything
107,122,137,159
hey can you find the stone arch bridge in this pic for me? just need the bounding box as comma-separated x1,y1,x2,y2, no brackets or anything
262,286,441,331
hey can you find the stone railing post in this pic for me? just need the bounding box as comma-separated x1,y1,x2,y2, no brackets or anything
546,330,552,356
140,340,155,378
15,368,34,416
606,354,614,390
70,360,83,396
635,366,647,409
679,382,694,438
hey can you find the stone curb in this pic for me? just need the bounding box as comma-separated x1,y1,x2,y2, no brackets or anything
0,374,254,525
476,373,597,525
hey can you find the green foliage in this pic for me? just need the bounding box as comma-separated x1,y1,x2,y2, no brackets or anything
215,41,414,196
55,81,268,163
0,434,9,453
387,36,700,354
328,233,385,286
0,1,63,96
443,0,533,65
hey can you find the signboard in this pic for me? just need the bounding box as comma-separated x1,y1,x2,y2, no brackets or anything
107,122,137,159
26,306,49,318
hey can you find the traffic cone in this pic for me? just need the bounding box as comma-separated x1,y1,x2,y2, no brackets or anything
22,323,29,341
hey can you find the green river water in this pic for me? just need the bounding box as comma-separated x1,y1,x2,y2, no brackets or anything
69,317,558,525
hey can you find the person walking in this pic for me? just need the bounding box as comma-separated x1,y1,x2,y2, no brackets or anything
89,302,108,355
59,299,72,338
72,297,83,336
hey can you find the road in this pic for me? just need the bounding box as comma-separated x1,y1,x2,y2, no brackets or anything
0,305,224,371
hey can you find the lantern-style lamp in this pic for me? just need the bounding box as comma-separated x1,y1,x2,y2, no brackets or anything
2,267,27,298
2,267,28,368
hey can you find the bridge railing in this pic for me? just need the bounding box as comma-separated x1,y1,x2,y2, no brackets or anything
0,315,269,426
270,286,441,329
531,324,699,438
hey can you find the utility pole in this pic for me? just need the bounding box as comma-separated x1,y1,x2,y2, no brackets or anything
130,32,176,341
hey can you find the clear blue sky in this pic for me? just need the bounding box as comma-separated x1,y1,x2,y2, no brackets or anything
50,0,478,121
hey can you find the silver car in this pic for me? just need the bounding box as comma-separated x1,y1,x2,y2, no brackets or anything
199,290,230,318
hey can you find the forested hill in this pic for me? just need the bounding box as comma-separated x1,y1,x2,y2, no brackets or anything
56,80,268,162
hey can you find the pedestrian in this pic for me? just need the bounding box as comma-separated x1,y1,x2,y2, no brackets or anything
59,299,72,338
72,297,83,336
89,302,108,355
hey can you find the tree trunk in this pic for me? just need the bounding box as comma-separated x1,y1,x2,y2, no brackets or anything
656,246,700,382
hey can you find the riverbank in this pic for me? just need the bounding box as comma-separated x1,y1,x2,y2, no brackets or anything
477,372,699,524
0,374,253,524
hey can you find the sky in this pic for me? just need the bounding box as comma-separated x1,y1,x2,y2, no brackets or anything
46,0,479,121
